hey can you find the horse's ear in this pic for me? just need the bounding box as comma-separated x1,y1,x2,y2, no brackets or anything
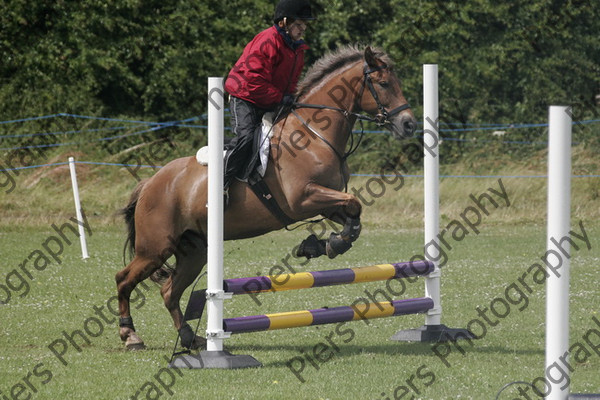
365,46,378,68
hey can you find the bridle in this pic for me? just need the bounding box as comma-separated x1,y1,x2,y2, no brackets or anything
289,62,411,162
361,63,411,126
285,61,411,190
293,62,411,128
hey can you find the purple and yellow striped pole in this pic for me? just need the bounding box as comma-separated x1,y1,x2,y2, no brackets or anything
224,297,434,334
224,260,433,295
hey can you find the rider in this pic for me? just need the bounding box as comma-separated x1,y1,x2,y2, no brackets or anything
223,0,314,192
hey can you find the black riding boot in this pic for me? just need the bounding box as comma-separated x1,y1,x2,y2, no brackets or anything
224,96,266,190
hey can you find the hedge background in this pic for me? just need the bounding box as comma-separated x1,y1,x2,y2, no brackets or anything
1,1,598,131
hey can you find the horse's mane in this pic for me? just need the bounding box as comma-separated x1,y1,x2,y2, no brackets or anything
296,45,394,99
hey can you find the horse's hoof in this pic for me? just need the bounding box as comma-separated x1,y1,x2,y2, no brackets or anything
179,323,201,349
179,325,207,350
190,335,207,350
126,342,146,351
125,333,146,350
296,234,327,259
326,233,352,259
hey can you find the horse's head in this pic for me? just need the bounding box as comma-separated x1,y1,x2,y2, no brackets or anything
359,47,417,139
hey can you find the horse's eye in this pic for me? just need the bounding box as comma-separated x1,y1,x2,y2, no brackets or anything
379,81,390,88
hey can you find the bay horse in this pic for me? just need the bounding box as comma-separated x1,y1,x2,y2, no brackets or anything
116,45,417,350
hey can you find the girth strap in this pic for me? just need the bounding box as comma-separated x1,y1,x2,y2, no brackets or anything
249,178,296,227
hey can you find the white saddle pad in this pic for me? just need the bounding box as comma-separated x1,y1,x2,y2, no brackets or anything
195,147,225,165
196,112,274,179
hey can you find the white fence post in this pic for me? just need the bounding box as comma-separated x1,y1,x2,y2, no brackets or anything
545,106,572,400
68,157,89,259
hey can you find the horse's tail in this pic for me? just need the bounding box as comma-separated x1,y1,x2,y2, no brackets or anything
121,179,147,266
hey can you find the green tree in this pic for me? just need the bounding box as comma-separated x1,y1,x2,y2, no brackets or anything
1,0,598,138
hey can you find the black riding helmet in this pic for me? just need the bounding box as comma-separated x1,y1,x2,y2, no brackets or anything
274,0,315,23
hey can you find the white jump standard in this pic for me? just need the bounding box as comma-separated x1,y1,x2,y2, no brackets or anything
391,64,474,342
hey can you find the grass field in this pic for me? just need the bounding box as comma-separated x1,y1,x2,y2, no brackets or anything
1,164,599,399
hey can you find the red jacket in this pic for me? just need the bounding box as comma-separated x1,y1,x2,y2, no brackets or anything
225,26,309,110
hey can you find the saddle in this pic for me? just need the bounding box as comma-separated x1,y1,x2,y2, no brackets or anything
196,113,296,226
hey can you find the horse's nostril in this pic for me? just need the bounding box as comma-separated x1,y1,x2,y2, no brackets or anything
403,120,416,136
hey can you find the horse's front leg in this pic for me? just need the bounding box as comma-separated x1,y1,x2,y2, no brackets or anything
324,212,362,258
294,183,362,259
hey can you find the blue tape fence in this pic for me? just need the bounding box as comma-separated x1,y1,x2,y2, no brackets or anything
2,160,598,179
1,113,599,178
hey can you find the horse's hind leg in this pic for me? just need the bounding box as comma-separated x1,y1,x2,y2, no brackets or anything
160,231,207,350
115,254,163,350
